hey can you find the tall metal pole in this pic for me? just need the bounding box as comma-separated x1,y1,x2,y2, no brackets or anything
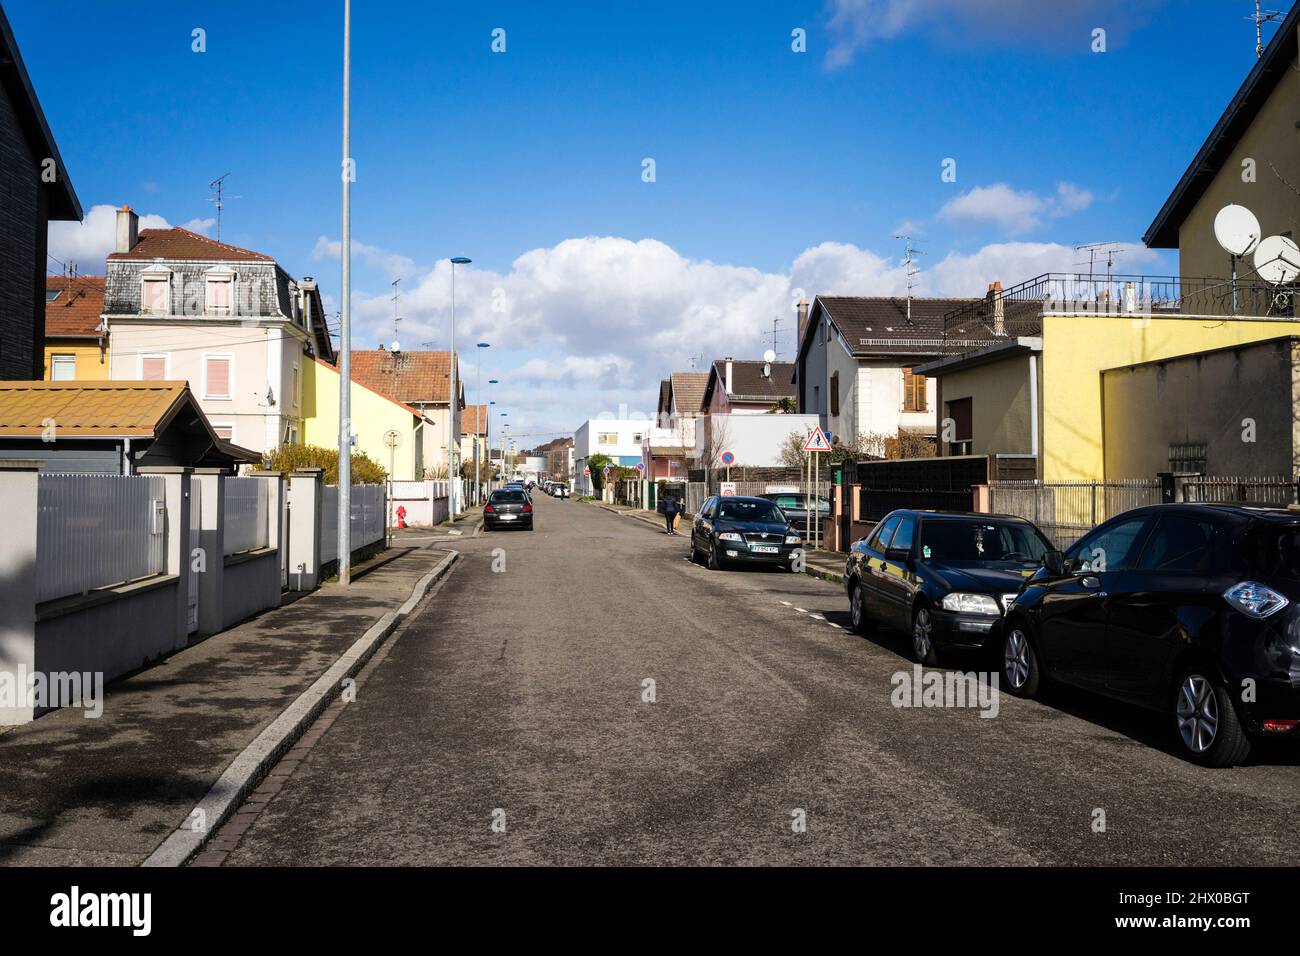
448,262,457,523
337,0,353,585
475,358,481,505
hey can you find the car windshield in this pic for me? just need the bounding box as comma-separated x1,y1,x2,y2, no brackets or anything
771,495,830,513
492,491,527,503
1239,525,1300,580
717,500,783,523
919,519,1050,564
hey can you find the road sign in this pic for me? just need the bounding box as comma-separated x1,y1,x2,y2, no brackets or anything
803,426,832,452
720,450,735,466
720,482,738,496
636,462,645,472
583,466,590,476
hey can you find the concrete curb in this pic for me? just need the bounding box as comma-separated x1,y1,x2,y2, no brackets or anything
804,564,844,586
141,549,459,868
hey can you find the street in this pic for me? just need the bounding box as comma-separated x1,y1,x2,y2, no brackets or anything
217,494,1300,866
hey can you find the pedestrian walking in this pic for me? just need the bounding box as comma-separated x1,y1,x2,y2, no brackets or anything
661,489,682,534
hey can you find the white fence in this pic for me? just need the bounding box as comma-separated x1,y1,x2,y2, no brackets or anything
387,479,454,527
320,484,387,563
36,475,167,603
223,477,271,555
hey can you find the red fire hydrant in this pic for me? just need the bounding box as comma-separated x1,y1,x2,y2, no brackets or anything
396,505,408,529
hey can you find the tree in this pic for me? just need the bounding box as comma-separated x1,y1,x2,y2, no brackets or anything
588,453,613,495
265,444,387,484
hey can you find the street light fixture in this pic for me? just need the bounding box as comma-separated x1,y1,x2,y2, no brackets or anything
447,256,471,523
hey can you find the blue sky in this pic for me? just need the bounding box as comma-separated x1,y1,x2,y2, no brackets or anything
22,0,1276,443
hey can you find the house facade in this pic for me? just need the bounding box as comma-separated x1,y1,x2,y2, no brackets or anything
702,359,796,415
104,209,335,455
43,275,108,381
302,357,423,480
643,370,707,479
0,6,82,379
346,348,462,477
573,417,652,495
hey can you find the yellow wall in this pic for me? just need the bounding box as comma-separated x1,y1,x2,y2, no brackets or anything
303,360,420,480
1041,313,1300,480
43,341,109,380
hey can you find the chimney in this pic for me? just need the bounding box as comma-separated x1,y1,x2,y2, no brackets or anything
796,297,809,345
988,281,1005,336
724,358,734,395
115,205,139,254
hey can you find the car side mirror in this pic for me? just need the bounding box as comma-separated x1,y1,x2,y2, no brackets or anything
1043,550,1065,576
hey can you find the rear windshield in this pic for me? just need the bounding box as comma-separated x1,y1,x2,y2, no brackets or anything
1239,525,1300,579
919,519,1050,563
492,491,527,503
717,500,783,523
771,495,830,512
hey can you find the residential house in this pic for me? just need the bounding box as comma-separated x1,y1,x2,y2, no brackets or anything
460,404,490,497
703,358,797,415
43,275,107,380
643,370,707,479
0,5,82,379
538,435,574,481
793,295,976,451
345,347,462,477
104,208,336,454
0,380,259,474
302,357,423,480
573,417,652,495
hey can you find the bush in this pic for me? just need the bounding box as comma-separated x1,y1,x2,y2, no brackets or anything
264,444,387,484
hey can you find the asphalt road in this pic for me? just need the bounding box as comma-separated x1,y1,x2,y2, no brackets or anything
220,493,1300,866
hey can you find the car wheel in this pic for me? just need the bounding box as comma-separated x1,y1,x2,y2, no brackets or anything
849,581,873,634
1173,669,1251,768
1002,625,1040,697
911,606,940,666
707,542,723,571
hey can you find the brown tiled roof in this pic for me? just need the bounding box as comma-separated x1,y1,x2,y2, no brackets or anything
45,275,105,337
310,357,420,415
348,349,457,405
461,404,488,435
669,371,709,414
706,359,797,405
0,380,188,437
810,296,979,357
107,226,274,262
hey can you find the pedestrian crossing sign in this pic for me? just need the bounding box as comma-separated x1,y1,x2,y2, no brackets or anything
803,426,832,452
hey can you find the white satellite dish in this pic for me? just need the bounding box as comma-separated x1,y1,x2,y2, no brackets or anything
1253,234,1300,285
390,339,402,354
1214,204,1261,256
763,348,776,363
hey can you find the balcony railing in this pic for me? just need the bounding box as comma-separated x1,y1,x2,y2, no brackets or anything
941,272,1298,350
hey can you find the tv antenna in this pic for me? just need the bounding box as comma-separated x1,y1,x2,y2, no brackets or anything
762,314,787,359
894,235,924,322
1073,241,1124,286
1249,2,1285,58
207,173,240,242
687,351,704,370
390,277,403,341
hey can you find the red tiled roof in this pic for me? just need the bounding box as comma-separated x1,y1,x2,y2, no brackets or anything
107,227,274,262
348,349,458,405
461,404,488,435
45,275,105,337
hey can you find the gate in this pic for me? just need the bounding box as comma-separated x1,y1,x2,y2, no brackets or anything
187,480,201,633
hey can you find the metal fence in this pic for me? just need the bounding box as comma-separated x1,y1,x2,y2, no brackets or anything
988,479,1163,549
320,484,387,563
223,477,270,555
36,474,167,603
1181,475,1300,505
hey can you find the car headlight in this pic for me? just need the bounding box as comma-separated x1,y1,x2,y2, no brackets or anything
785,534,801,544
940,592,1001,615
1224,581,1289,619
717,532,743,542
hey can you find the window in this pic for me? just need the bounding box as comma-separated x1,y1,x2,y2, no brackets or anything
212,424,234,442
46,289,62,302
140,354,168,380
903,367,927,412
813,385,821,415
204,355,232,399
868,515,902,552
292,364,301,409
889,517,915,554
920,519,1051,563
633,432,643,443
141,277,169,314
597,432,618,446
1168,442,1207,475
1137,515,1219,572
50,354,76,381
1069,517,1151,572
205,274,233,315
945,397,972,455
830,371,840,416
716,499,783,522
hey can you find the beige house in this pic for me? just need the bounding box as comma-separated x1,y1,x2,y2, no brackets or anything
104,208,334,455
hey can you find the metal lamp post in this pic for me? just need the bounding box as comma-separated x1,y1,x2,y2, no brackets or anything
475,342,490,505
337,0,353,584
447,256,471,523
487,378,498,493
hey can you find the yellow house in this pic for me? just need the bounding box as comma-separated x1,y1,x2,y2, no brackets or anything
303,357,425,479
44,276,108,380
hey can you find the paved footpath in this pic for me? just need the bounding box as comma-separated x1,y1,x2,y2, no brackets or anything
0,542,453,866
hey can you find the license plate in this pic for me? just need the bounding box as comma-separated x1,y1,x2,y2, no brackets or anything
498,514,517,520
753,545,779,554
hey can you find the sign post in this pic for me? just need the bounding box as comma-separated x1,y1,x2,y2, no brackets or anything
803,426,832,551
720,450,735,483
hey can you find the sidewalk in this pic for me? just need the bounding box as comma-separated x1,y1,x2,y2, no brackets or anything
0,544,455,866
594,501,846,584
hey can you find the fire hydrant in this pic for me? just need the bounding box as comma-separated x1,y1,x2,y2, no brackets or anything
396,505,407,529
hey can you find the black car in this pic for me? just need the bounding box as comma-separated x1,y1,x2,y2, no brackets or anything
483,489,533,530
845,509,1053,665
758,492,831,537
1002,502,1300,767
690,495,803,570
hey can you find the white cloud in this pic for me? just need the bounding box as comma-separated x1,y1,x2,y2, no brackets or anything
312,235,415,281
47,204,170,273
1050,182,1094,218
182,217,216,235
927,240,1162,295
938,181,1096,234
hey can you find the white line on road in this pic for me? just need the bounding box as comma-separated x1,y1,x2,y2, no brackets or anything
793,607,806,613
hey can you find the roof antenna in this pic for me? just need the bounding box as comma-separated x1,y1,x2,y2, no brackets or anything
762,314,787,360
1250,1,1285,58
894,235,924,323
207,172,240,242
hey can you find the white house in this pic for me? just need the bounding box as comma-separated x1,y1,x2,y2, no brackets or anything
573,417,653,495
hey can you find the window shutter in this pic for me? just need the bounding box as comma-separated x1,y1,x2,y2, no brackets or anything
206,357,231,397
830,371,840,416
213,425,233,441
141,356,167,380
143,279,168,313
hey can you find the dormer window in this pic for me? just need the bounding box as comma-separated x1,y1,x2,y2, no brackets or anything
140,264,172,315
204,267,236,316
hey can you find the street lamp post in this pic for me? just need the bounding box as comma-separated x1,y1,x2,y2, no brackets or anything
475,342,490,505
487,378,499,494
337,0,353,585
447,256,471,523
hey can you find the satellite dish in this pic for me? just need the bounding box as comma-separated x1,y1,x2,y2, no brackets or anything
1214,204,1261,257
1253,235,1300,285
763,348,776,363
390,339,401,354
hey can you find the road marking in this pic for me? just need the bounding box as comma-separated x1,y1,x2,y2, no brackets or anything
779,601,792,606
827,622,842,629
793,607,806,613
809,614,824,621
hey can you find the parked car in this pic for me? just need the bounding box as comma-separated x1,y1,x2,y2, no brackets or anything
690,495,803,570
1002,502,1300,767
483,489,533,530
553,483,569,499
758,493,831,537
845,509,1053,665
